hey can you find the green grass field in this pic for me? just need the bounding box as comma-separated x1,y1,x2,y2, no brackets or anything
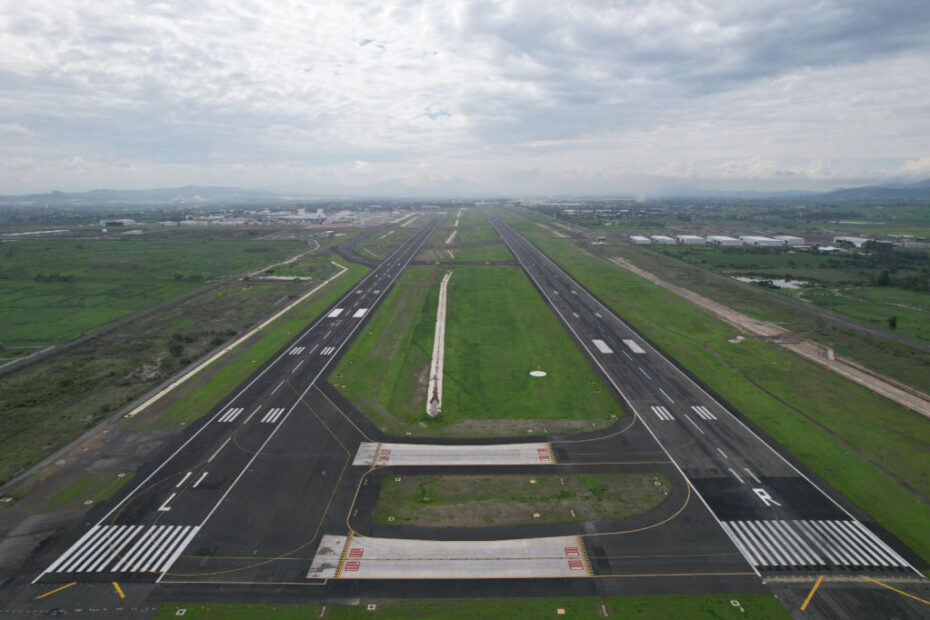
155,594,788,619
501,208,930,563
374,473,671,526
330,265,623,436
0,236,305,351
45,471,135,511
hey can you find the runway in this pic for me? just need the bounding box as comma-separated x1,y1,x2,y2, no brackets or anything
14,210,926,617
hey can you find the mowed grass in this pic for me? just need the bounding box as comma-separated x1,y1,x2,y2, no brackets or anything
154,594,788,619
501,209,930,563
330,265,623,436
45,471,135,511
145,261,369,429
0,237,304,347
374,473,671,526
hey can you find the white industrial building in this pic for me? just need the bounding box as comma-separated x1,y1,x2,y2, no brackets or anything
834,236,870,248
650,235,676,244
630,235,651,245
676,235,706,245
774,235,805,246
706,235,742,246
740,235,783,247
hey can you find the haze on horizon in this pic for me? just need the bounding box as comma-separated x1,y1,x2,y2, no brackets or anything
2,1,930,197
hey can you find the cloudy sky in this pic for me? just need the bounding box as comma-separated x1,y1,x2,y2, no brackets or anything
2,1,930,196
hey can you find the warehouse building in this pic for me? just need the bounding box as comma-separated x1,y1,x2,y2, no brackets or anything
706,235,742,246
676,235,706,245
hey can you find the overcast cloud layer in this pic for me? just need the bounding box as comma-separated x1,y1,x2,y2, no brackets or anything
2,1,930,195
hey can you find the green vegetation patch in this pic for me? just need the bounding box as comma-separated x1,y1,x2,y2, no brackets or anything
501,208,930,563
46,471,135,511
0,236,303,347
145,262,369,429
330,265,623,436
155,594,788,619
374,473,671,527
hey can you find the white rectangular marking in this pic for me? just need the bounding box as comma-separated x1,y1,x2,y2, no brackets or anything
327,308,344,318
622,339,645,354
175,472,192,488
592,339,613,354
288,346,305,355
192,471,208,488
321,346,336,356
353,308,368,318
218,407,243,423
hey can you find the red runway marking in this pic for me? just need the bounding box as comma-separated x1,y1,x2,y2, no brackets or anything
348,548,364,559
344,560,361,572
564,547,579,556
568,560,584,571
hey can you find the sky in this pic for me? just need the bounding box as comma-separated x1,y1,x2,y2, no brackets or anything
2,0,930,196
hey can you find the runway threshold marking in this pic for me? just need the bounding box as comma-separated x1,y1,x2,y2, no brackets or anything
860,575,930,605
35,581,76,600
800,574,823,611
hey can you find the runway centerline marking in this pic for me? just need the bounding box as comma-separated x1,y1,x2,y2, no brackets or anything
192,471,208,488
683,414,704,434
659,388,674,403
175,472,192,488
208,437,231,463
158,493,177,512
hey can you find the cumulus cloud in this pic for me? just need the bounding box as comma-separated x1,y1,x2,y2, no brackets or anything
1,1,929,193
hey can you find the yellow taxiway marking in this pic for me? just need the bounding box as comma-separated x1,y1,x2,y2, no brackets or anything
35,582,76,600
861,575,930,606
800,574,824,611
112,581,125,599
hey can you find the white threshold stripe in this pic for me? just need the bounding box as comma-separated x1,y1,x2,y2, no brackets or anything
44,526,101,574
65,526,123,573
89,525,144,572
130,526,178,572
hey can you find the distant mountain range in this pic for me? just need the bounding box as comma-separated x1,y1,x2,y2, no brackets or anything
2,178,930,205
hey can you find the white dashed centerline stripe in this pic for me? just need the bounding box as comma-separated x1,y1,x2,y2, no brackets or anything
638,366,651,379
716,447,728,459
728,468,745,484
743,468,761,484
658,388,674,403
175,472,192,488
208,437,231,463
683,414,704,434
192,471,208,488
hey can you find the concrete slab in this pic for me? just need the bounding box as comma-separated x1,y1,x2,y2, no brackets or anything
326,534,590,579
353,442,379,466
363,442,555,466
307,534,349,579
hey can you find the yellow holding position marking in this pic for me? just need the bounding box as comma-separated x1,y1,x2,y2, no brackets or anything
800,574,824,611
861,575,930,606
35,581,76,600
112,581,126,599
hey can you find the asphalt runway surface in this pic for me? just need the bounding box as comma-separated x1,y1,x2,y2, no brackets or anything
5,212,927,618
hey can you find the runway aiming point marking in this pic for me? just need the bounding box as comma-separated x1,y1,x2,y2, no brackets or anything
568,560,584,571
344,560,361,572
348,548,364,559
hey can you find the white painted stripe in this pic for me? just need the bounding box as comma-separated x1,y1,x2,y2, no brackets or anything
353,308,368,318
848,521,908,566
288,346,305,355
638,366,651,379
743,468,761,484
822,521,871,566
158,493,176,512
175,472,192,488
218,407,243,423
727,468,744,484
128,526,177,572
745,520,792,566
594,312,602,318
89,525,144,572
112,528,159,572
321,346,336,355
208,437,231,463
716,447,728,459
622,339,645,354
158,526,201,574
683,414,704,434
293,359,304,372
795,521,844,566
808,521,858,566
192,471,208,488
839,521,894,567
70,526,126,573
56,527,107,573
139,526,187,573
572,312,580,318
622,351,633,360
59,527,116,573
760,522,804,565
327,308,344,318
591,339,613,354
720,522,761,567
699,406,717,420
271,408,286,423
773,521,821,565
45,526,101,574
658,387,674,403
272,380,285,394
732,522,776,566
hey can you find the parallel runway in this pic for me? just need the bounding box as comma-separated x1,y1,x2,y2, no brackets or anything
20,211,925,613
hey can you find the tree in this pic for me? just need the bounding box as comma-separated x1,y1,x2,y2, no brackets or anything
877,270,891,286
888,316,897,330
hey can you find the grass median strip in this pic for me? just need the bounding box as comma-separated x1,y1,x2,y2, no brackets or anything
374,473,671,527
330,265,624,436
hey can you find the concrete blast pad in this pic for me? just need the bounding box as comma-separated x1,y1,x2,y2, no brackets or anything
334,534,590,579
354,442,555,466
307,534,348,578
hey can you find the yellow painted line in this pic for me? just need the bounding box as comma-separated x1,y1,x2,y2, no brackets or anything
800,574,824,611
335,532,354,579
112,581,125,599
35,581,76,600
576,536,593,577
861,575,930,606
546,443,557,464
